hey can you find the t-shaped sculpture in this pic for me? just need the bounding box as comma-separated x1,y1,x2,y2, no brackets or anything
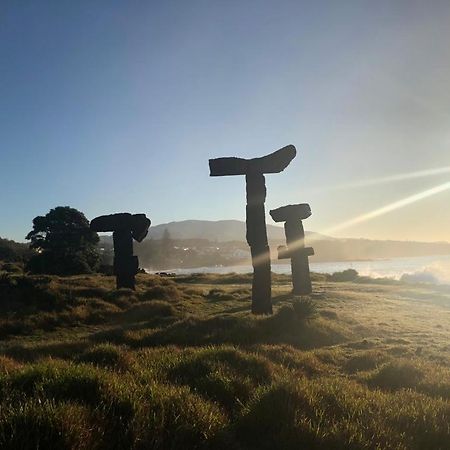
90,213,151,290
270,204,314,295
209,145,296,314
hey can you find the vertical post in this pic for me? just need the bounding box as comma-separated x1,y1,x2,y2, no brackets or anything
270,204,314,295
209,145,297,314
285,219,312,295
113,229,138,290
246,172,272,314
91,213,150,291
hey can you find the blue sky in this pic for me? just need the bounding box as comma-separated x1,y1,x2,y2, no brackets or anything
1,1,450,242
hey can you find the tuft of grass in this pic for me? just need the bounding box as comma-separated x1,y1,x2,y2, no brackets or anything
0,400,101,450
0,356,22,374
8,360,104,404
120,301,177,323
168,346,273,414
235,377,450,450
366,360,425,391
292,298,317,320
140,285,182,302
133,383,228,448
77,344,133,372
344,350,389,374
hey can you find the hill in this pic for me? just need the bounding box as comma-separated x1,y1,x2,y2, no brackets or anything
147,219,329,242
95,220,450,268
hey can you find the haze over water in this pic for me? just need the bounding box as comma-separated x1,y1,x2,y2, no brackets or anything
151,254,450,285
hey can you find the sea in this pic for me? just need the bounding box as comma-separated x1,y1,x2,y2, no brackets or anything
147,254,450,285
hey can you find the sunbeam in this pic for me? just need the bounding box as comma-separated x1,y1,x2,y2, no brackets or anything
249,180,450,267
321,180,450,236
307,166,450,193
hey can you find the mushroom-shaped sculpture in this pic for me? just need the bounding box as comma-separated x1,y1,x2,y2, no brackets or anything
90,213,151,290
270,204,314,295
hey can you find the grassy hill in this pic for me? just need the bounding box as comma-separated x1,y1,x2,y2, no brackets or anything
0,268,449,449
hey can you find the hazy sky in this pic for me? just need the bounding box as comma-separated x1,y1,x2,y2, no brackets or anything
1,1,450,242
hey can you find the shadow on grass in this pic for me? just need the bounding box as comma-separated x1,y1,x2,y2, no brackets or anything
91,304,351,351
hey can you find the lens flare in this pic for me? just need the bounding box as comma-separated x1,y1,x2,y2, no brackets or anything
248,180,450,268
321,180,450,236
308,166,450,193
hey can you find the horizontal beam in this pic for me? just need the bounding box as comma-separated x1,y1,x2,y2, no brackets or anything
270,203,312,222
209,145,296,176
277,245,314,259
90,213,151,242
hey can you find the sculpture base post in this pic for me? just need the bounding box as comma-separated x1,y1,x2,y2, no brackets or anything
285,220,312,295
246,173,272,315
113,230,138,290
291,253,312,295
250,246,272,314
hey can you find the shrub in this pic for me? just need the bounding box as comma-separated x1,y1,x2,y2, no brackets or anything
327,269,359,282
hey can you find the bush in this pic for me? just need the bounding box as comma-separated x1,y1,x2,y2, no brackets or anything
327,269,359,282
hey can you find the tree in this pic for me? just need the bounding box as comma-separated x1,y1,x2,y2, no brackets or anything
26,206,100,275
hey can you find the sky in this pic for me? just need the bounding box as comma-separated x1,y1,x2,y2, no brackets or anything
1,0,450,243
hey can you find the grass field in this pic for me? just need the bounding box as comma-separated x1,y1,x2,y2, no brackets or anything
0,269,449,449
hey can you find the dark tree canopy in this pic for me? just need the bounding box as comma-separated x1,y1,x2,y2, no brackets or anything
26,206,100,275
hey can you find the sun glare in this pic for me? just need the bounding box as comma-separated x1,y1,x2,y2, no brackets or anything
307,166,450,193
249,180,450,267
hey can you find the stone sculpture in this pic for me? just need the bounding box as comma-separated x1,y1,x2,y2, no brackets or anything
209,145,296,314
270,203,314,295
90,213,151,289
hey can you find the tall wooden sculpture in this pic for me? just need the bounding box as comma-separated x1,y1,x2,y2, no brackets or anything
90,213,151,290
209,145,296,314
270,203,314,295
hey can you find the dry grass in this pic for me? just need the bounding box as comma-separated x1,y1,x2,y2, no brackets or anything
0,269,449,448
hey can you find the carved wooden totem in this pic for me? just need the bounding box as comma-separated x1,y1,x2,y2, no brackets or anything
209,145,296,314
90,213,151,290
270,204,314,295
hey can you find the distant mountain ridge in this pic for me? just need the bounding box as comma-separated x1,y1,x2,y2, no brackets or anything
147,219,329,242
97,219,450,264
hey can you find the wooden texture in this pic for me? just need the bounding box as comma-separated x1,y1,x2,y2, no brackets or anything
91,213,151,290
209,145,296,314
270,203,314,295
